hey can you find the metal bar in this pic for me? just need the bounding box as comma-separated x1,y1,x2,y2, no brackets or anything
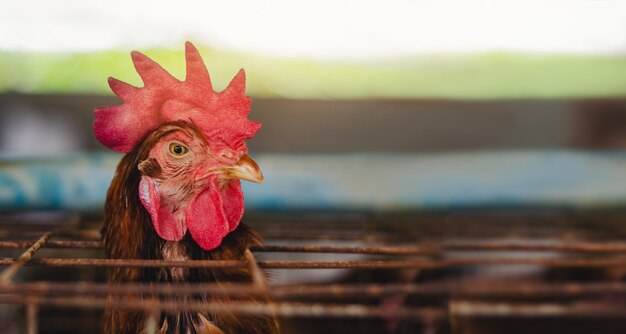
5,294,626,321
0,258,245,268
257,242,626,254
3,257,626,269
256,258,626,269
143,310,159,334
0,232,52,282
25,302,38,334
450,300,626,318
243,248,277,324
0,241,103,249
3,239,626,255
4,211,626,327
443,241,626,253
272,281,626,299
0,295,446,320
258,242,626,254
0,282,262,297
3,281,626,299
0,214,81,282
244,249,268,290
254,244,437,255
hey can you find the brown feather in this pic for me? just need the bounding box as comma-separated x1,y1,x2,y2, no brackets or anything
103,122,279,334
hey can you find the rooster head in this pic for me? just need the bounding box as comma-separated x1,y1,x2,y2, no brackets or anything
94,42,263,250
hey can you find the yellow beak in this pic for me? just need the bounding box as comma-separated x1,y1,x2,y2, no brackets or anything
222,154,264,183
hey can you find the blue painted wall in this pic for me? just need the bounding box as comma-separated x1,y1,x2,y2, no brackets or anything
1,151,626,211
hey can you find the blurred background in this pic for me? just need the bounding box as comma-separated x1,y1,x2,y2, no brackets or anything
1,1,626,333
0,0,626,211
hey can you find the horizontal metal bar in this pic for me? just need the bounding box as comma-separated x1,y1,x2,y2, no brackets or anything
3,257,626,269
3,281,626,299
273,281,626,299
0,241,103,249
3,240,626,255
255,244,436,255
451,301,626,318
443,241,626,253
0,258,244,268
0,282,265,298
0,241,437,255
1,288,623,320
263,241,626,255
0,295,445,320
258,258,626,269
0,241,428,254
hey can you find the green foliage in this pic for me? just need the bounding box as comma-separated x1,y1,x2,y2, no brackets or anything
0,45,625,99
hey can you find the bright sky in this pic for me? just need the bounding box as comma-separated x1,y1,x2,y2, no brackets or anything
0,0,625,59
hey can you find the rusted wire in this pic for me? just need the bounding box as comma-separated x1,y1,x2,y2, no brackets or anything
0,241,103,249
3,239,626,256
2,281,626,300
0,295,445,320
443,241,626,253
255,244,437,255
25,302,38,334
2,257,626,269
244,249,269,290
3,211,626,329
0,232,52,282
257,258,626,269
0,258,245,268
273,281,626,299
450,300,626,318
6,292,625,320
0,214,80,283
143,310,159,334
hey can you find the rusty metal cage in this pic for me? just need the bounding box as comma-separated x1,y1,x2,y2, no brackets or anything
1,210,626,334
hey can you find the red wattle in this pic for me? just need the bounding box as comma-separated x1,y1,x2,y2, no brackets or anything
185,181,245,251
186,187,228,251
221,180,245,233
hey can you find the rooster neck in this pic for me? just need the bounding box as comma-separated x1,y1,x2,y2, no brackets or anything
161,241,189,281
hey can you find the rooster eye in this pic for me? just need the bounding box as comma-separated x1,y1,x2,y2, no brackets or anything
168,143,188,156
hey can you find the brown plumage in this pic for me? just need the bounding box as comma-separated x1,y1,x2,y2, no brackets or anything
102,124,280,334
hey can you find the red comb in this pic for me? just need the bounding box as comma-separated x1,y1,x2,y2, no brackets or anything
94,42,261,153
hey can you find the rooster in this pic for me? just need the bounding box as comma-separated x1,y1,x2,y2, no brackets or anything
94,42,279,334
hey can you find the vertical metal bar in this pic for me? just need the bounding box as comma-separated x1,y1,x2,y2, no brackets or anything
144,311,159,334
243,248,277,331
244,249,267,290
25,302,38,334
448,300,460,334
